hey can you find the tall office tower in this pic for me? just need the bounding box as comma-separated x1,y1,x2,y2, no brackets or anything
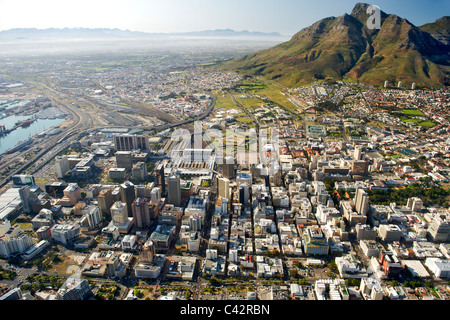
222,156,235,179
239,184,249,205
151,187,161,204
132,198,151,229
140,239,156,264
189,214,202,232
355,188,369,215
19,185,39,214
115,151,133,171
132,162,148,181
113,134,150,151
120,181,136,217
411,82,417,90
97,189,113,215
407,197,423,213
221,198,229,215
384,80,389,88
55,155,70,178
82,205,103,230
156,164,166,195
354,146,362,161
167,175,181,207
398,81,403,88
217,177,230,199
111,201,128,226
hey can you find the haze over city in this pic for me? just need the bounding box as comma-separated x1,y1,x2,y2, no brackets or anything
0,0,448,35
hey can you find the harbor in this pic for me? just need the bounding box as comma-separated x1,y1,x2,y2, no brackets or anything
0,114,65,155
0,98,68,154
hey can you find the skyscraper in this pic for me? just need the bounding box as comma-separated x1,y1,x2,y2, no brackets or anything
19,185,39,214
355,188,369,215
167,175,181,207
156,164,166,195
132,198,151,229
55,155,70,178
217,177,230,199
116,151,133,171
111,201,128,226
120,181,135,217
354,146,362,161
97,189,113,215
222,156,235,179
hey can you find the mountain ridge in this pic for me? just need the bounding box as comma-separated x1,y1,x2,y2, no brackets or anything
0,27,286,40
219,2,449,88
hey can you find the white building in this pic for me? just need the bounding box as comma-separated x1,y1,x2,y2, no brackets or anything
121,235,136,251
51,224,80,245
316,204,340,225
55,155,70,178
425,258,450,279
0,232,35,258
360,277,384,300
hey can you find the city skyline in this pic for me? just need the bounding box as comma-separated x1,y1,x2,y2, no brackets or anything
0,0,448,36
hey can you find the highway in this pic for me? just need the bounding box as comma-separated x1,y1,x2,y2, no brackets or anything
0,80,217,189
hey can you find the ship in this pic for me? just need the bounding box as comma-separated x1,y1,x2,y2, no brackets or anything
15,119,35,127
4,138,33,154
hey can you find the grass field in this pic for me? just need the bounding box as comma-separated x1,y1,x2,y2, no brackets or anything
213,90,237,110
402,109,425,116
399,109,436,128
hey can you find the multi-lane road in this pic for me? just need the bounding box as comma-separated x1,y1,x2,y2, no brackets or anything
0,78,217,189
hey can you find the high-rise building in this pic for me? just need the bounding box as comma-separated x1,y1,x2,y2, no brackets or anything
222,156,235,179
97,189,113,215
151,187,161,204
132,162,148,181
132,198,151,229
428,218,450,243
55,156,70,178
355,188,369,215
81,205,103,230
120,181,135,217
167,175,181,207
406,197,423,213
354,146,362,161
19,185,39,214
156,164,166,195
140,239,156,264
111,201,129,226
217,177,230,199
116,151,133,171
113,134,149,151
189,214,202,232
61,184,82,207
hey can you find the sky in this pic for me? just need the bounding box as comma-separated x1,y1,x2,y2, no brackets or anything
0,0,448,36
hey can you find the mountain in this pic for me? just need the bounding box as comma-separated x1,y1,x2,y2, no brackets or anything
0,27,285,40
219,3,450,87
0,28,150,39
419,16,450,45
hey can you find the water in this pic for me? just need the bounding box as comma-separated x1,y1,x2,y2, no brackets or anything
0,114,65,154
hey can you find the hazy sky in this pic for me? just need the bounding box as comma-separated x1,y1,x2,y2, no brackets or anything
0,0,448,36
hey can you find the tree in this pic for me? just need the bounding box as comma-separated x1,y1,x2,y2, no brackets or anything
298,278,309,285
289,269,298,278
